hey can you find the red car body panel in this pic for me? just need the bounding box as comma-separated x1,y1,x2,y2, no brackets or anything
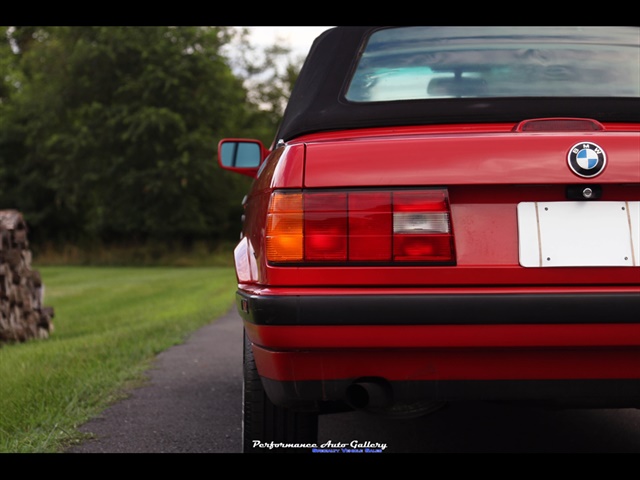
221,26,640,412
234,124,640,392
303,128,639,188
238,126,639,289
251,343,640,381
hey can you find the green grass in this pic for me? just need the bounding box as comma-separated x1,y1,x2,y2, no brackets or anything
0,266,237,453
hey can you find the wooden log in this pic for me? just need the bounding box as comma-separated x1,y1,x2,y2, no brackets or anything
0,210,54,344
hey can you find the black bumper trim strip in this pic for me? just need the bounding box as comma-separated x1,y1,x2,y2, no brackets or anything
237,291,640,326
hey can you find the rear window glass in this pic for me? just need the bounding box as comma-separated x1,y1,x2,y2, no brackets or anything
345,27,640,102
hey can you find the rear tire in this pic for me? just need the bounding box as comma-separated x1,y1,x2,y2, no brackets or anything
242,330,318,453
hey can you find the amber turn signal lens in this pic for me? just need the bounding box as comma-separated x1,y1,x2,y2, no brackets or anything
266,192,303,262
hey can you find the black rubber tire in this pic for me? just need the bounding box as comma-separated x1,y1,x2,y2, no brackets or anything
242,330,318,453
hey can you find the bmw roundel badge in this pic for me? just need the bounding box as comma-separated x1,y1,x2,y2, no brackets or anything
568,142,607,178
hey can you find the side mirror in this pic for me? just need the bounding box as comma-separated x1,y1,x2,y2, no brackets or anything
217,139,267,178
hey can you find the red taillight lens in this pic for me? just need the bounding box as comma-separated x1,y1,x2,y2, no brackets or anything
304,193,348,261
513,118,605,132
349,192,393,261
265,189,455,264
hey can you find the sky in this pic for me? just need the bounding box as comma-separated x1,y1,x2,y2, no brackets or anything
245,27,334,58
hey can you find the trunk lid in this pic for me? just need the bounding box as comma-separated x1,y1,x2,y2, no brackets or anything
303,128,639,188
282,124,640,286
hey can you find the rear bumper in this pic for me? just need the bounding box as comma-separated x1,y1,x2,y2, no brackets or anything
253,342,640,410
262,376,640,411
238,288,640,408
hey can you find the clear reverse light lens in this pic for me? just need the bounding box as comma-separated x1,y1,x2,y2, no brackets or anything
393,212,450,234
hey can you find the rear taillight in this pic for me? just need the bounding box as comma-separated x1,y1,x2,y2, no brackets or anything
266,189,455,264
265,192,303,262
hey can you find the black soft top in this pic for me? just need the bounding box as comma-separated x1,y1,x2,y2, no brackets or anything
275,26,640,143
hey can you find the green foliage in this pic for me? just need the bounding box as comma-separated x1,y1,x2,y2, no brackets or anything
226,28,303,134
33,239,236,267
0,266,237,452
0,26,292,246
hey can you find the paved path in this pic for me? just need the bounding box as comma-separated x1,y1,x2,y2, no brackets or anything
66,307,243,453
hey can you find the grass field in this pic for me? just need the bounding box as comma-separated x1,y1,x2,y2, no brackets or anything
0,265,237,453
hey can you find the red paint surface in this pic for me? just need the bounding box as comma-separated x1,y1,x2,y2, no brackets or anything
251,342,640,381
228,121,640,393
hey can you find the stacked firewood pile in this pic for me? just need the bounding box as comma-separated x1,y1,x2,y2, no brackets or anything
0,210,54,344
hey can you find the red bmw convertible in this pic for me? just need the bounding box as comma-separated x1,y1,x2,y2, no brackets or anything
218,26,640,452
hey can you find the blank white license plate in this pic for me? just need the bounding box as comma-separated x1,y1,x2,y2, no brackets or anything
517,201,640,267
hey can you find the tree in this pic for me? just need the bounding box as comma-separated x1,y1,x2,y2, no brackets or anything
223,27,304,142
0,26,286,247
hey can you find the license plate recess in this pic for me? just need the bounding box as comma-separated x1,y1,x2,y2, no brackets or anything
517,201,639,267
